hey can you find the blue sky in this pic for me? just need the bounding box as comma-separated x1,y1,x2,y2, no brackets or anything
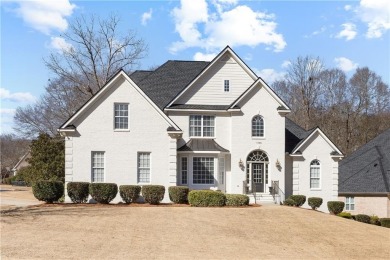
1,0,389,135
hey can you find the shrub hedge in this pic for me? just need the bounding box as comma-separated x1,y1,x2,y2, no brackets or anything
168,186,189,204
308,197,323,210
355,214,371,224
225,194,249,206
188,190,226,207
380,218,390,228
283,198,295,206
369,215,381,226
89,183,118,204
289,195,306,207
142,185,165,205
119,185,141,204
32,180,64,203
327,201,345,215
337,212,353,219
67,182,90,203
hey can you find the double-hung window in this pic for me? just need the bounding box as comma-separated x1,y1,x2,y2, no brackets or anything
138,152,151,183
189,115,215,137
92,151,105,182
181,157,188,185
114,103,129,130
252,115,264,137
310,160,320,189
224,80,230,92
346,197,355,210
193,157,215,184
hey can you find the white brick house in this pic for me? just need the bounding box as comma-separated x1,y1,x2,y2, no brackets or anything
59,46,343,211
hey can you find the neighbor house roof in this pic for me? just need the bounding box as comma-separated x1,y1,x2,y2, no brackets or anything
178,139,229,153
339,128,390,194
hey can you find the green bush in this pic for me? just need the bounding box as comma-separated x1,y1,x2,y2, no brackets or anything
289,195,306,207
32,180,64,203
379,218,390,228
283,198,295,206
3,177,11,185
327,201,345,215
355,214,371,224
168,186,189,204
142,185,165,205
337,212,353,219
225,194,249,206
89,183,118,204
188,190,226,207
119,185,141,204
67,182,90,203
308,197,323,210
370,215,381,226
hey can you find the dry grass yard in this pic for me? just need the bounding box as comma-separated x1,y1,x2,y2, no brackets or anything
1,203,389,259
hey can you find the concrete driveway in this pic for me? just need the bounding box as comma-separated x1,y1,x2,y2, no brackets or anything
0,185,42,210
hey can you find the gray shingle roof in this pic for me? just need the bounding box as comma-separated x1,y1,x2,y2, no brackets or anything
339,128,390,194
130,70,153,83
178,139,229,152
285,118,312,153
130,61,210,110
168,104,232,110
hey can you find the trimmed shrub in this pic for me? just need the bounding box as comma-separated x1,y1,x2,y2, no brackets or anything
327,201,345,215
168,186,189,204
355,214,371,224
283,198,295,206
289,195,306,207
379,218,390,228
142,185,165,205
32,180,64,203
337,212,353,219
3,177,11,185
188,190,226,207
370,215,381,226
119,185,141,204
225,194,249,206
89,183,118,204
67,182,90,203
308,197,323,210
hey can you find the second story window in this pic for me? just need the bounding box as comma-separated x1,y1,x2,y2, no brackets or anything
252,115,264,137
224,80,230,92
114,103,129,130
189,115,215,137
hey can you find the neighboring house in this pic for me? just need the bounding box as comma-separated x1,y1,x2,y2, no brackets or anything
11,152,31,176
339,129,390,217
58,46,343,211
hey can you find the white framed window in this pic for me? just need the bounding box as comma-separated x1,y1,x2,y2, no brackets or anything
181,157,188,185
189,115,215,137
193,157,215,184
310,160,320,189
252,115,264,137
219,157,225,185
92,151,105,182
114,103,129,130
224,80,230,92
138,152,151,183
346,197,355,210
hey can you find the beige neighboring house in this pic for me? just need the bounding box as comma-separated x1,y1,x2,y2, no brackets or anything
338,128,390,217
11,152,31,176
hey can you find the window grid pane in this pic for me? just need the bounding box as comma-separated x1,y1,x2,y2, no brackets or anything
92,152,104,182
114,103,129,129
346,197,355,210
252,116,264,137
193,157,214,184
181,157,188,185
138,153,150,183
189,115,215,137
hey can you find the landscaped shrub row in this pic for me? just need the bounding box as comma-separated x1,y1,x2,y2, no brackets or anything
120,185,141,204
142,185,165,205
168,186,189,204
188,190,226,207
89,183,118,204
308,197,323,210
288,195,306,207
225,194,250,206
380,218,390,228
355,214,371,224
32,180,64,203
327,201,345,215
67,182,90,203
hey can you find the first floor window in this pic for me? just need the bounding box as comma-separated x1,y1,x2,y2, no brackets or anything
181,157,188,185
219,157,225,185
114,103,129,129
346,197,355,210
138,152,150,183
193,157,214,184
310,160,320,189
92,151,104,182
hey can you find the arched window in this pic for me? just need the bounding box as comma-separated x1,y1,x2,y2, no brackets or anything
310,160,320,189
252,115,264,137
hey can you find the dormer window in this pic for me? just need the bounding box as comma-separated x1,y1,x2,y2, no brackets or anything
224,80,230,92
114,103,129,130
189,115,215,137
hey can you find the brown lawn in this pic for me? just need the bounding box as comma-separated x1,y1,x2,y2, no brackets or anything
1,187,389,259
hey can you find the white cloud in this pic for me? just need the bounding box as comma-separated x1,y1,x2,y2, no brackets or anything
336,23,357,40
357,0,390,38
170,0,286,53
10,0,76,35
50,36,72,52
193,52,218,61
141,9,153,26
281,60,291,68
305,26,327,38
344,5,352,11
0,108,16,116
256,69,285,84
334,57,358,72
0,88,36,103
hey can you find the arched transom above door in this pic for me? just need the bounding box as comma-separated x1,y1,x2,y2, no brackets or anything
247,150,269,163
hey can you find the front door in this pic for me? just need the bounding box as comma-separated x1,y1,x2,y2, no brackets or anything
252,163,264,192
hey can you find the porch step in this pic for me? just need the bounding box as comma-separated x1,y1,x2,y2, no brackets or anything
248,194,276,204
